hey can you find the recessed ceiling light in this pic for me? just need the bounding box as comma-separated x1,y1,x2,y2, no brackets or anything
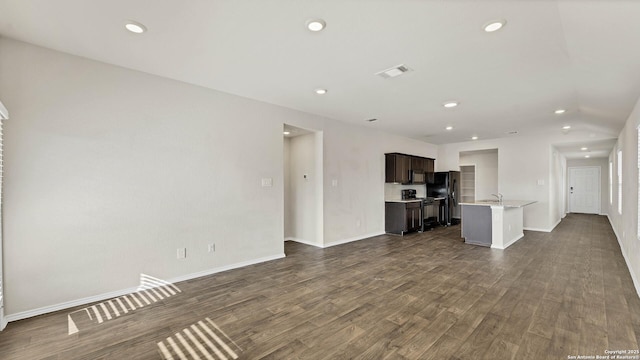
484,20,506,32
585,155,590,158
306,19,326,32
471,136,479,140
581,147,588,151
315,88,327,95
443,101,459,108
125,21,147,34
283,131,290,135
445,126,454,131
555,109,566,114
562,125,571,130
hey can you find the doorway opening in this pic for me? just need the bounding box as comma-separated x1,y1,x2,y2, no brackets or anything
459,149,498,201
283,124,324,248
459,165,476,203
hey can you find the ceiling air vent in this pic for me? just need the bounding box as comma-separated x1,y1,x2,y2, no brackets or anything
375,64,412,79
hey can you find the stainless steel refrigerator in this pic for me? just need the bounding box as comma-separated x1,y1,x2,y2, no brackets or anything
427,171,461,226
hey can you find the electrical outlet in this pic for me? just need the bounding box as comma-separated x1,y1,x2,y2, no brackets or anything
208,243,216,253
177,248,186,259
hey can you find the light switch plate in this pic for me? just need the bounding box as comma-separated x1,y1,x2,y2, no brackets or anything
261,178,273,187
537,179,545,186
332,179,338,187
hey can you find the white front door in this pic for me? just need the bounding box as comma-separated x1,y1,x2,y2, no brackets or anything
568,166,601,214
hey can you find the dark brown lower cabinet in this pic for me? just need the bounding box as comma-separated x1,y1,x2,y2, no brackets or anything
385,201,422,235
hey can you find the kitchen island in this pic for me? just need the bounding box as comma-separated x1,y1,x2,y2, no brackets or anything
460,200,536,249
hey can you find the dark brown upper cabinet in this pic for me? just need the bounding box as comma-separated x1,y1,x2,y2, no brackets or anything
411,157,427,172
426,158,435,183
385,153,412,184
410,157,427,184
385,153,435,184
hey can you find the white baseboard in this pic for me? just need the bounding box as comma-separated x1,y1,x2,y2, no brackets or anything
606,215,640,299
607,214,619,239
0,308,7,331
527,215,605,234
522,216,563,233
165,253,285,284
5,253,285,323
285,237,322,248
286,232,385,249
491,233,524,250
6,286,139,323
523,226,554,232
323,232,385,248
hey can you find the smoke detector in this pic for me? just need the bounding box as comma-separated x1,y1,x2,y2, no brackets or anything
375,64,412,79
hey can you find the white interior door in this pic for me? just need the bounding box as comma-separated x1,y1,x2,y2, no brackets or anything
568,167,601,214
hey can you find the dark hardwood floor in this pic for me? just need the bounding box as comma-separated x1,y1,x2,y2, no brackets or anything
1,213,639,359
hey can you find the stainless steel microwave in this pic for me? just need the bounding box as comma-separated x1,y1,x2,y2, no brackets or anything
411,170,426,184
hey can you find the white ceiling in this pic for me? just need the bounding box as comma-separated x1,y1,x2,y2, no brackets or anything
1,0,639,159
554,138,618,160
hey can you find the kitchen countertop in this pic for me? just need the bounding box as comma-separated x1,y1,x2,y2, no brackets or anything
460,200,536,208
385,197,446,203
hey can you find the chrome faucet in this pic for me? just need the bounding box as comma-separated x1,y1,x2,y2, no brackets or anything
491,193,503,204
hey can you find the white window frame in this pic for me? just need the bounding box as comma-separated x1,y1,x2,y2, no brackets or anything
638,127,640,239
618,149,623,215
609,160,613,205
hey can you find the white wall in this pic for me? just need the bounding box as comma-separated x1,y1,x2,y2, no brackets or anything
566,158,609,215
384,184,427,200
0,38,439,316
285,118,438,247
459,150,498,200
287,133,319,246
0,38,292,315
606,94,640,297
550,148,567,225
283,137,291,238
438,137,553,231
